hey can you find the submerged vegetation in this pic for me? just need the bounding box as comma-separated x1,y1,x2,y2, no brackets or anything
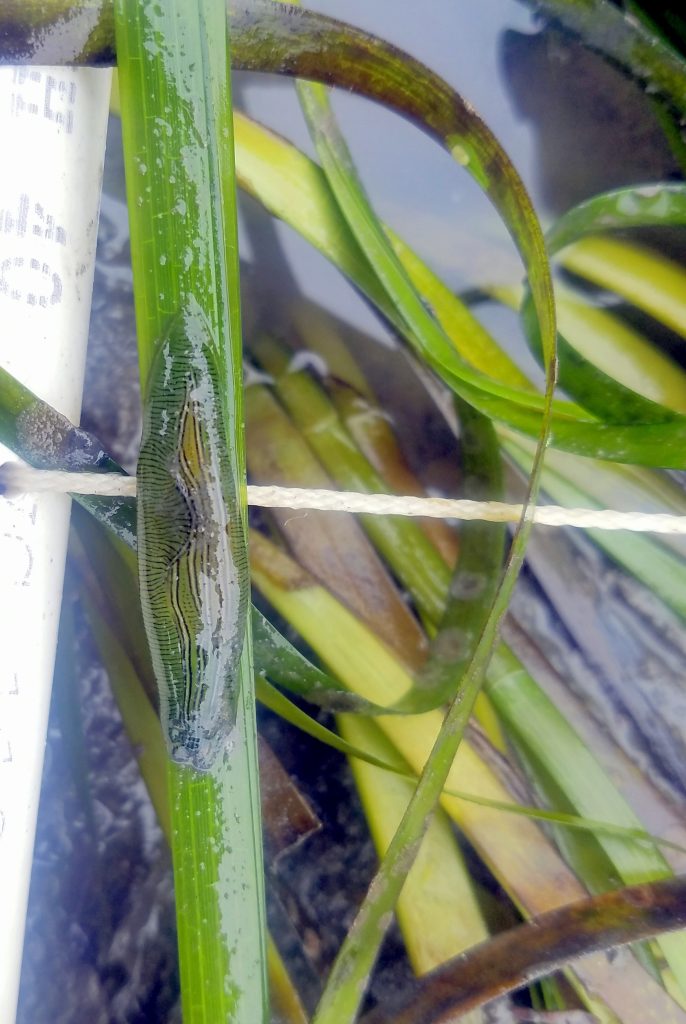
4,0,686,1021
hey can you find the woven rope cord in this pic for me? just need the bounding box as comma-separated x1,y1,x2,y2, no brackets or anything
2,463,686,535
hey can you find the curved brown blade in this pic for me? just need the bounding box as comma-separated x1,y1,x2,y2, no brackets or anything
361,877,686,1024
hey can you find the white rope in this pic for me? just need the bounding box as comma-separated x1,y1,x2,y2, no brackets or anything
2,462,686,535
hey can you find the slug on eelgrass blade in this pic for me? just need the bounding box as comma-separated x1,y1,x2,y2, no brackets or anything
137,298,248,772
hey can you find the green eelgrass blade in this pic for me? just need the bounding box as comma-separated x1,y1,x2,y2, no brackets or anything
168,760,264,1022
546,183,686,254
258,675,686,861
486,643,686,1000
113,0,266,1020
411,399,506,702
234,3,556,370
0,365,137,547
233,111,686,464
521,288,686,425
285,58,556,1022
70,522,308,1024
338,714,489,999
516,184,686,426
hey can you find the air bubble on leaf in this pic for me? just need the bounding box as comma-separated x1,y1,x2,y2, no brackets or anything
451,142,471,167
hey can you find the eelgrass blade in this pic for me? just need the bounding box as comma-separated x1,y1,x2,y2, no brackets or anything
547,183,686,254
411,400,505,707
285,297,459,563
70,520,309,1024
486,643,686,997
325,379,459,566
359,876,686,1024
517,184,686,427
113,0,266,1019
520,288,686,425
233,110,686,464
550,285,686,415
0,365,137,546
338,715,488,1024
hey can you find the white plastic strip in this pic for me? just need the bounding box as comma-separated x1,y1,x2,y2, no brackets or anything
4,467,686,536
0,65,112,1023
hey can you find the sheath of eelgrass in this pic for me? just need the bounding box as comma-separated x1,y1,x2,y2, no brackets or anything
113,0,267,1021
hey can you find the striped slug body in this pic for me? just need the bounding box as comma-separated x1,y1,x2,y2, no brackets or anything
137,300,248,772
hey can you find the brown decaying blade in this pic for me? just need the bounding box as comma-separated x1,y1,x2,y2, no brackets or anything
361,876,686,1024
